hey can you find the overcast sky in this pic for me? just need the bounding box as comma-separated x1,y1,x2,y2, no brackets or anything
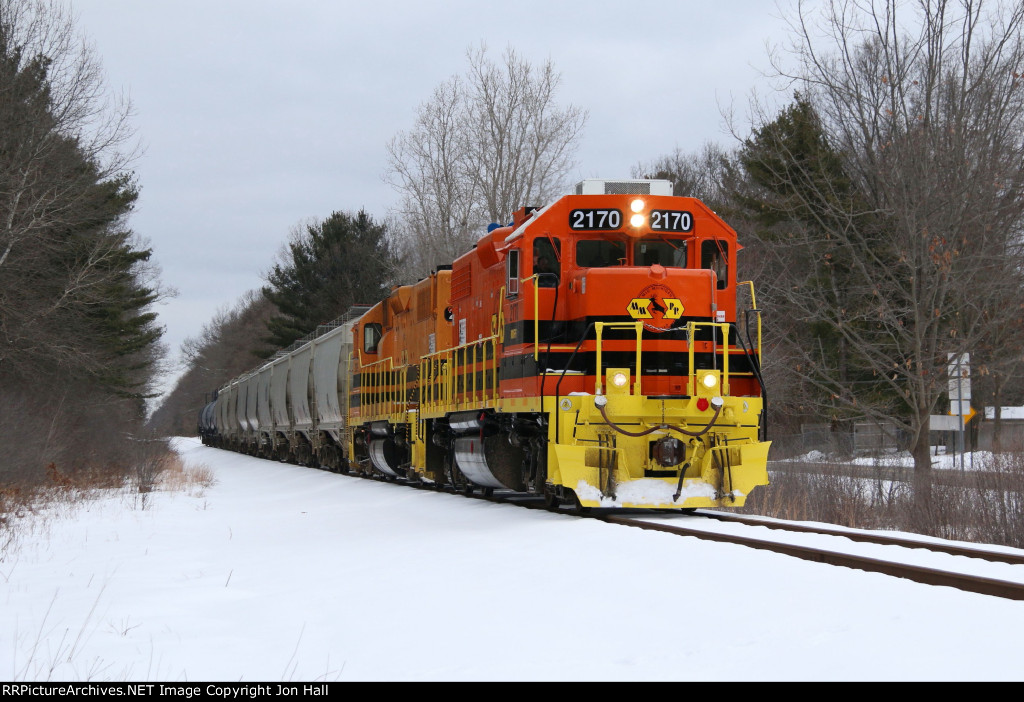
70,0,796,398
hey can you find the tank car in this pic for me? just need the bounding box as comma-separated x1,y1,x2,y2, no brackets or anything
198,398,218,445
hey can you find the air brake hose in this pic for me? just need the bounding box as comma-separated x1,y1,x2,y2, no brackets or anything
673,461,693,503
594,396,722,438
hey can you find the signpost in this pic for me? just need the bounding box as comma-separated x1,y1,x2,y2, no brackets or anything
947,353,972,470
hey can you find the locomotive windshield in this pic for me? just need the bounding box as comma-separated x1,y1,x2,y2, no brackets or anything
576,238,627,268
635,238,688,267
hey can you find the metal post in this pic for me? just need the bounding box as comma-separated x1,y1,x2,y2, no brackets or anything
957,360,965,471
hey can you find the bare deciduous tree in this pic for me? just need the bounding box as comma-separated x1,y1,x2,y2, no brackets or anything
632,142,734,209
385,44,587,279
0,0,137,270
738,0,1024,526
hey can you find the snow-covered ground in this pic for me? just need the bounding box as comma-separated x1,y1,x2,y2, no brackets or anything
780,447,994,469
2,437,1023,682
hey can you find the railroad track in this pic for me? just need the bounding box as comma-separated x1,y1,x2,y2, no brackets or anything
692,510,1024,565
406,478,1024,601
268,456,1024,602
598,511,1024,601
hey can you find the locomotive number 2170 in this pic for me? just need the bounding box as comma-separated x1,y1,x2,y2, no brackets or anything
650,210,694,232
569,209,622,230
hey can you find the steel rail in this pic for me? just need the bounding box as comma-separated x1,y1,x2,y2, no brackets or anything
598,514,1024,601
436,486,1024,600
693,510,1024,565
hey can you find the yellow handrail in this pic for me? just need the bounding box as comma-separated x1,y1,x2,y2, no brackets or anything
594,321,644,395
740,280,762,362
419,334,499,413
360,356,394,420
686,321,732,395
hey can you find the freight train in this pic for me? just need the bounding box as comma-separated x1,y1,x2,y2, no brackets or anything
199,179,771,510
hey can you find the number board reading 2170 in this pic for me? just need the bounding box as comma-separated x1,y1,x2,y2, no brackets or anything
570,209,621,230
650,210,694,232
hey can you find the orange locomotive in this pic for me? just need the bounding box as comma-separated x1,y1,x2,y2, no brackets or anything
347,179,770,509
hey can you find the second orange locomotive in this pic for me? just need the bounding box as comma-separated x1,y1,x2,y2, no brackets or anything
346,178,770,509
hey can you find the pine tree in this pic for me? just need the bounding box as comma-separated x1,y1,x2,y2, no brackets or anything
732,97,884,421
0,0,165,480
262,210,396,351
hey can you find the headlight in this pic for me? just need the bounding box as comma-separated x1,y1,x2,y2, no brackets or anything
606,368,631,394
701,373,718,389
630,198,645,213
630,213,645,227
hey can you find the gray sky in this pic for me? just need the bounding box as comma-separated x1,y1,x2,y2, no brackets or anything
71,0,795,398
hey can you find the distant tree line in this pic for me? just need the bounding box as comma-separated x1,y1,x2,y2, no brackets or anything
150,210,400,437
147,291,275,437
0,0,167,485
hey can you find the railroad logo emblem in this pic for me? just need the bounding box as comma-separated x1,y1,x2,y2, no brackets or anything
628,298,653,318
627,284,683,332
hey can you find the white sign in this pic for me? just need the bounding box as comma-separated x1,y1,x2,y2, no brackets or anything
947,353,971,401
950,400,972,417
931,415,962,431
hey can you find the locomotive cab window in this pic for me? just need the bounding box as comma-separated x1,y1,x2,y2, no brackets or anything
636,238,688,267
363,322,382,354
532,237,561,287
576,239,627,268
701,240,729,289
506,249,520,297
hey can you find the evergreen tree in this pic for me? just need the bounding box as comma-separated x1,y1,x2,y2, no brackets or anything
262,210,396,351
1,35,161,397
0,0,166,481
732,97,890,422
